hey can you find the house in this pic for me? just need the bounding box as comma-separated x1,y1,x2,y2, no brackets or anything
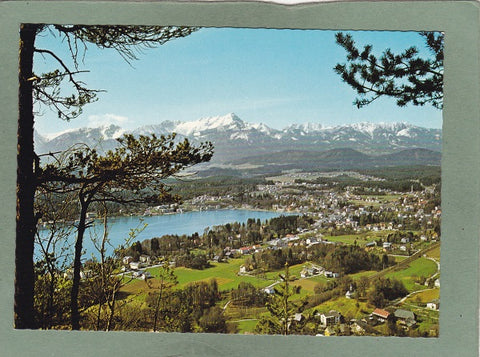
300,268,310,278
383,242,393,250
263,286,275,294
371,308,391,322
434,279,440,288
293,313,304,322
426,300,440,310
394,309,416,327
139,255,151,264
252,245,262,253
345,290,354,299
140,271,152,280
129,261,143,270
122,256,133,265
365,241,376,248
325,271,340,278
399,245,407,252
132,270,145,278
300,267,319,278
239,265,247,274
320,310,342,327
239,246,253,255
306,237,315,245
269,239,287,248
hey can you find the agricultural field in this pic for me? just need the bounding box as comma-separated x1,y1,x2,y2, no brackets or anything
425,245,441,259
116,241,440,335
398,289,440,336
383,257,438,292
322,234,364,245
391,255,409,263
405,288,440,304
235,319,259,334
349,270,378,280
310,296,371,320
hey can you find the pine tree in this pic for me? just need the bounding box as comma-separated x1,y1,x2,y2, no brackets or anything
255,263,307,335
334,31,443,109
16,24,198,329
39,133,212,329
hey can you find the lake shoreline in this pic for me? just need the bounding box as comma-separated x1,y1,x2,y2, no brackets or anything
37,209,294,259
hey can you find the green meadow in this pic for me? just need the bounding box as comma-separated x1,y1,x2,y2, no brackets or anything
310,296,371,319
383,257,438,292
405,288,440,304
155,259,274,291
118,246,440,335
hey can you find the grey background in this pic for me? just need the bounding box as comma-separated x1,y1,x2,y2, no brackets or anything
0,1,478,356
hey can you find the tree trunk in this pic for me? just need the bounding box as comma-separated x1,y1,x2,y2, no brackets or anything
46,270,56,329
70,199,88,330
15,23,39,329
153,280,164,332
106,291,116,332
96,301,102,331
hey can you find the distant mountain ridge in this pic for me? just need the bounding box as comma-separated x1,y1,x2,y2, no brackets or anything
35,113,442,168
232,147,441,171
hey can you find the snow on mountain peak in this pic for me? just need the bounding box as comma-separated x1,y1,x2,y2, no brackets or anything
284,122,323,134
41,124,125,141
133,121,179,136
343,122,410,136
251,122,272,134
99,124,126,140
174,113,245,135
396,127,417,138
37,113,433,154
303,122,323,132
42,127,82,141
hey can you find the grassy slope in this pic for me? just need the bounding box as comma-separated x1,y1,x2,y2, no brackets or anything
405,288,440,304
425,245,440,259
309,296,372,320
383,257,438,292
323,231,396,246
119,248,439,332
121,260,310,302
236,319,259,334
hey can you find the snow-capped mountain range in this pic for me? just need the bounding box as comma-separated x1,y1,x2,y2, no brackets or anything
35,113,442,165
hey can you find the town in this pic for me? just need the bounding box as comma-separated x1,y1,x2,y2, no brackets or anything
100,167,441,336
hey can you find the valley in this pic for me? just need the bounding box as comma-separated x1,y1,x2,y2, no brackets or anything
100,164,440,336
34,114,441,336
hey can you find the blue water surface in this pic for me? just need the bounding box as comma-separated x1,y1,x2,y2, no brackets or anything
38,209,289,260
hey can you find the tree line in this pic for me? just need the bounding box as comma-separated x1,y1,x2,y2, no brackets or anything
17,25,443,332
117,215,312,265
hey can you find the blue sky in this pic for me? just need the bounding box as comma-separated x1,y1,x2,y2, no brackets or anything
33,27,442,135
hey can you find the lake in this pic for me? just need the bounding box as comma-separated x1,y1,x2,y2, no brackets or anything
38,209,290,260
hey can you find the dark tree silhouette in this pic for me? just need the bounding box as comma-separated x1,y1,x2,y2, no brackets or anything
16,24,198,329
37,134,212,329
334,31,443,109
255,264,308,335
